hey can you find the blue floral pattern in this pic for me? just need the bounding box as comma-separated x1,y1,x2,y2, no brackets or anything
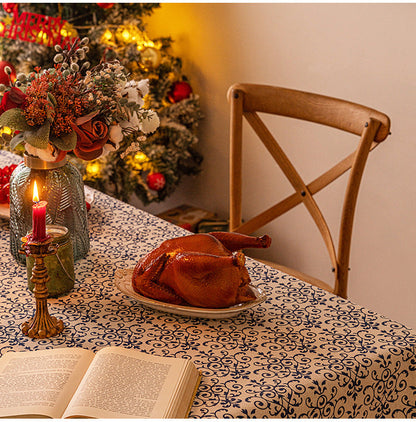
0,151,415,418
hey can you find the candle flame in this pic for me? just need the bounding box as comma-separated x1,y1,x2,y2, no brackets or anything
33,181,39,202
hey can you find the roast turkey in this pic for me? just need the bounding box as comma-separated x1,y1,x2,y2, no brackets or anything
132,231,271,308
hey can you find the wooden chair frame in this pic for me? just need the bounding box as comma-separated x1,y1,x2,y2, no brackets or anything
228,83,391,298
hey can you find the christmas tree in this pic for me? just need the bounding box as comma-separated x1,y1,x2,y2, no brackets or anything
0,3,203,204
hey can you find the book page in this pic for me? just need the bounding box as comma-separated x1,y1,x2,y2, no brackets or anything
0,348,94,419
63,346,191,419
168,365,202,418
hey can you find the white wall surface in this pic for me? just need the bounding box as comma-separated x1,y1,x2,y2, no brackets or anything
133,3,416,329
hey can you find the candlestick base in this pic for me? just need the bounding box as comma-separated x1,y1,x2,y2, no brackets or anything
21,314,64,339
20,236,64,338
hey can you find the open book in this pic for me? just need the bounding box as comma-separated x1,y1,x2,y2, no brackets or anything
0,346,201,419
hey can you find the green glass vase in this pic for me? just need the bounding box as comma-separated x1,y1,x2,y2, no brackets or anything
9,154,90,265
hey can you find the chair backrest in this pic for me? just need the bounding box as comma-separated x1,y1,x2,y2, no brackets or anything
228,83,391,298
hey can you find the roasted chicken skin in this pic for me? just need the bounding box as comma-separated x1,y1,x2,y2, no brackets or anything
132,232,271,308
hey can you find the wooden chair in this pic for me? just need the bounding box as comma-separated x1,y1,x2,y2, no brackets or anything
228,83,391,298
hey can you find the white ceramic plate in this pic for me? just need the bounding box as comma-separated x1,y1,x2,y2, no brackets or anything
0,186,95,220
114,267,267,319
0,203,9,219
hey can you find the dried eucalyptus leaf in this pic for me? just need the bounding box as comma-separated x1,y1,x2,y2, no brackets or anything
23,121,50,149
0,108,33,131
51,130,77,151
9,133,25,150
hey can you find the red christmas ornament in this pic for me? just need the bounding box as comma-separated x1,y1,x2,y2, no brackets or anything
168,81,192,103
0,61,16,86
2,3,17,13
180,223,193,232
97,3,114,9
147,172,166,191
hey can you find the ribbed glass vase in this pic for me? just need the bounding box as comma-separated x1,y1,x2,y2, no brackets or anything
9,154,90,265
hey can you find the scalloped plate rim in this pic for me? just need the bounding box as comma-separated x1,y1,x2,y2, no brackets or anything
114,267,267,319
0,203,9,219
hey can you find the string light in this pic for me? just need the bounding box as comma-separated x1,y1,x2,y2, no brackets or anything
132,152,147,170
134,151,148,163
101,28,116,45
85,161,101,178
115,24,142,44
0,127,12,135
104,24,161,51
125,151,154,172
137,37,162,51
36,30,49,46
121,29,131,42
60,22,78,38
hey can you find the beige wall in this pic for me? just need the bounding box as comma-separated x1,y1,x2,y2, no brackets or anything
135,3,416,329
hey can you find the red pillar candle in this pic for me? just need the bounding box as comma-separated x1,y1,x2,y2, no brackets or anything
31,181,47,242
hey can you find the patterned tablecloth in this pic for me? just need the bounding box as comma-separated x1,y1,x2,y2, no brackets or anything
0,150,415,418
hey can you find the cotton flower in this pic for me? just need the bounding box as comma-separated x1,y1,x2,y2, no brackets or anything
121,82,145,108
118,80,151,131
109,124,123,146
139,110,160,134
102,124,124,155
119,115,139,131
136,79,150,97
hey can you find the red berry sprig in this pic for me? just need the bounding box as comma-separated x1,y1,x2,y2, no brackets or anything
0,164,17,204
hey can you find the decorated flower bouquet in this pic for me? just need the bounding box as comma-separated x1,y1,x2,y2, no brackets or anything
1,37,160,265
0,37,159,163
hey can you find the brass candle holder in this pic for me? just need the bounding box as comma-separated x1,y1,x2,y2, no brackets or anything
20,235,64,338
